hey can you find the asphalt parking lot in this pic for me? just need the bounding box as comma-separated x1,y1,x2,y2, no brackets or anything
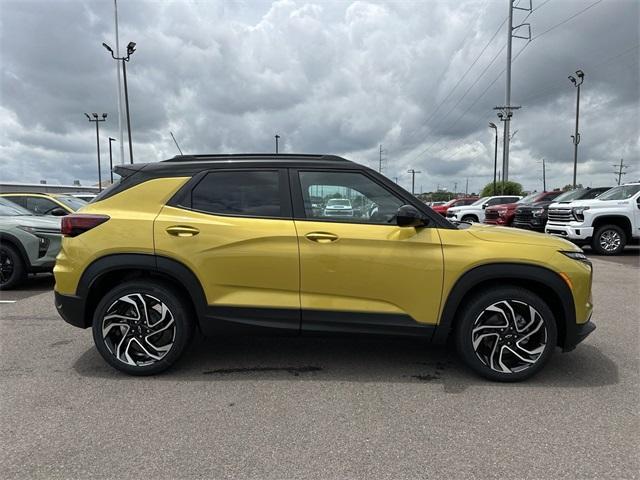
1,248,638,479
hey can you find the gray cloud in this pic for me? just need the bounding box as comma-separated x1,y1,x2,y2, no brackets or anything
1,0,638,193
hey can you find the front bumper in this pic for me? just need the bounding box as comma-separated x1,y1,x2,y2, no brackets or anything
563,317,596,352
513,220,545,231
55,291,90,328
545,223,593,240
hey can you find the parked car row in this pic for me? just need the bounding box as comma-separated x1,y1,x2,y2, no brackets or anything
436,184,640,255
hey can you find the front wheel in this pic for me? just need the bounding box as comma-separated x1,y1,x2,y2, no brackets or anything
92,280,194,375
461,215,478,223
454,287,557,382
591,225,626,255
0,244,27,290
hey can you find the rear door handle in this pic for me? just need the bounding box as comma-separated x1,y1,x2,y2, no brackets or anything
166,225,200,237
305,232,339,243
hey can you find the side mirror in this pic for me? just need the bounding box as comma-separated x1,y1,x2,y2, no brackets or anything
482,203,489,209
396,205,427,228
50,208,68,216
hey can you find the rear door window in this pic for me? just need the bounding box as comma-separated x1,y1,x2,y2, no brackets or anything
191,170,288,218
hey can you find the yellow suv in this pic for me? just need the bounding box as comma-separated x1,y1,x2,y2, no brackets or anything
0,192,86,216
54,154,595,380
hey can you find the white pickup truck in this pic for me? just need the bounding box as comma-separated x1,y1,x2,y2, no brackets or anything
545,183,640,255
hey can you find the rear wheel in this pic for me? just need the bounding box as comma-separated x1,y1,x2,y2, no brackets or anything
92,280,194,375
0,244,27,290
455,287,557,382
591,224,626,255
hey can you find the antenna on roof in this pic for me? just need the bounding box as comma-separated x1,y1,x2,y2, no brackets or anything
170,131,184,155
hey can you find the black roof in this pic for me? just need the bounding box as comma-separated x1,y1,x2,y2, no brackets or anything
163,153,349,163
114,153,356,178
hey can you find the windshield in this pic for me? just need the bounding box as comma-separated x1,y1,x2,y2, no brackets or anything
0,197,32,216
327,199,351,206
517,192,539,204
554,188,586,202
596,184,640,201
54,195,87,211
471,196,490,206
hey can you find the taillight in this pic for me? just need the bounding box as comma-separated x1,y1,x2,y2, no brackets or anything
61,214,110,237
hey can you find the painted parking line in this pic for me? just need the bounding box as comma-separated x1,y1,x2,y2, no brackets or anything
0,300,17,304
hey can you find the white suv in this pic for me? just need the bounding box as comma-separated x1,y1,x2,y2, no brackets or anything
446,195,521,223
323,198,354,217
545,183,640,255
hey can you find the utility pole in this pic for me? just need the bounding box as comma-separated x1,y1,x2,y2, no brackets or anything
275,134,280,154
453,181,458,194
569,70,585,188
465,178,469,195
407,169,421,195
378,144,385,173
612,158,627,185
489,122,499,195
496,0,530,182
108,137,116,184
539,158,546,191
85,113,107,192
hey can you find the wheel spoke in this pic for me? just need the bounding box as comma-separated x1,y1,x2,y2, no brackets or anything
472,299,548,375
102,293,176,367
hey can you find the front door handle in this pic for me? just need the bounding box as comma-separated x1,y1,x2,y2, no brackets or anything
305,232,339,243
166,225,200,237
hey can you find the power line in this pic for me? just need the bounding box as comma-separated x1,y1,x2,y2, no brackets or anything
405,0,555,164
417,0,606,165
531,0,604,41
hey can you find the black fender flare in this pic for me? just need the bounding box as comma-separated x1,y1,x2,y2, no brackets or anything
433,263,576,349
77,253,208,326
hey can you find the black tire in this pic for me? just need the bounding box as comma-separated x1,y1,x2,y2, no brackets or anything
591,224,626,255
0,244,27,290
461,215,478,223
454,287,557,382
92,280,194,375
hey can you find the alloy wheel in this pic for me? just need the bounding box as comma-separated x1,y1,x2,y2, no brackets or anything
471,300,547,374
0,249,14,286
599,229,621,253
101,293,176,366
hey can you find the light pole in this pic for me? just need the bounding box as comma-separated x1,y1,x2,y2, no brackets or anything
489,122,498,195
407,169,421,195
568,69,584,189
103,41,136,164
275,134,280,154
85,113,107,192
108,137,116,184
539,158,546,191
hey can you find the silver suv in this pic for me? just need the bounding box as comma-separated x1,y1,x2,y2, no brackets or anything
0,198,62,289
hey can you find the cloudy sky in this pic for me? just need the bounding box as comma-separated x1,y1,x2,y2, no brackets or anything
1,0,638,193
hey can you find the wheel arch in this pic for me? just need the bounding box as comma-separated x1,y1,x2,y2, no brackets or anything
592,215,632,240
433,263,576,350
0,232,30,267
77,254,207,329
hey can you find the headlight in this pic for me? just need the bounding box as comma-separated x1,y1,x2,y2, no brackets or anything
561,251,590,264
532,208,545,217
498,210,507,217
572,206,589,221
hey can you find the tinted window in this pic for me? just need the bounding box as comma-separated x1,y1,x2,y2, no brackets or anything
191,170,283,217
0,197,32,216
3,196,28,208
55,196,87,211
582,188,609,200
26,197,58,215
299,171,404,224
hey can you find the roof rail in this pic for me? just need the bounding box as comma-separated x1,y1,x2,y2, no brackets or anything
162,153,348,163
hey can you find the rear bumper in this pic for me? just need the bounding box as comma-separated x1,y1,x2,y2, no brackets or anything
54,291,89,328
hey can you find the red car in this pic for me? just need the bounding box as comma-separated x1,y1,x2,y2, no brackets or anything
431,197,479,216
484,191,562,226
